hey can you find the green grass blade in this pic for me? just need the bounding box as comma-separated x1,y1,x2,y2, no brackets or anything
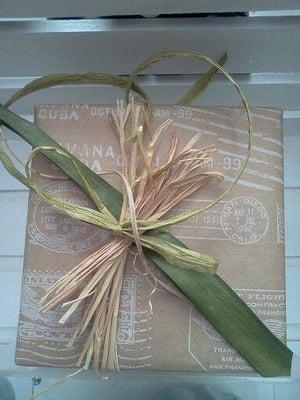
146,231,293,377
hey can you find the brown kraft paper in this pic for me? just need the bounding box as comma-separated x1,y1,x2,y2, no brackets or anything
15,104,286,374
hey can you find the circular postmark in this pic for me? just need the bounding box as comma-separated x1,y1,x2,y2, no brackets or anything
28,181,108,253
221,196,269,244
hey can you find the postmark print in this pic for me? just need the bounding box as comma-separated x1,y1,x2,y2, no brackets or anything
221,196,269,244
28,181,108,253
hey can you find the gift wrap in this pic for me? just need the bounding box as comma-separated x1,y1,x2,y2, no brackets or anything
15,104,286,374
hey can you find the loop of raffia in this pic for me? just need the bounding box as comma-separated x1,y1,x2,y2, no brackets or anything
0,99,222,370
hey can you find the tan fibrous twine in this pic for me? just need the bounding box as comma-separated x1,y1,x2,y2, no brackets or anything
37,99,222,370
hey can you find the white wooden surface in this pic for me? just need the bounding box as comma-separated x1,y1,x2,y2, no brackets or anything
1,0,300,18
0,7,300,400
0,18,300,75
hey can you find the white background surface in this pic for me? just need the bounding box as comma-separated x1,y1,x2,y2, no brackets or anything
0,3,300,399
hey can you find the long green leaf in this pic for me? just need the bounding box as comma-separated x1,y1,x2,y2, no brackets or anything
147,231,292,377
0,105,292,376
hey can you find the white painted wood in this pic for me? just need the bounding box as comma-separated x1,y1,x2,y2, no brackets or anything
1,0,300,18
284,122,300,188
0,270,22,328
284,114,300,135
286,269,300,325
287,324,300,341
2,75,300,117
274,381,300,400
286,257,300,268
0,191,28,256
285,189,300,258
0,256,23,271
250,10,300,17
0,140,30,191
0,17,299,76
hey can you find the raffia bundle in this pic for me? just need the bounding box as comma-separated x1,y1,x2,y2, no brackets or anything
39,100,222,370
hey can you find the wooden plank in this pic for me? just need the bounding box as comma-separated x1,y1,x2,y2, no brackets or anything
0,256,23,271
0,270,22,328
250,10,300,17
285,189,300,258
284,113,300,135
0,191,28,256
0,140,30,191
286,269,300,325
1,74,300,117
286,257,300,268
284,120,300,188
1,0,300,18
275,381,300,400
0,17,299,75
287,324,300,341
